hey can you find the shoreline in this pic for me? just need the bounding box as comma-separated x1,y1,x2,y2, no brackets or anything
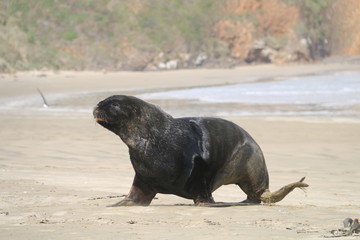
1,63,359,97
1,63,359,120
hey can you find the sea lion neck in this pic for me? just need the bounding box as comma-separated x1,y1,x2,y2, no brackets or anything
117,103,174,149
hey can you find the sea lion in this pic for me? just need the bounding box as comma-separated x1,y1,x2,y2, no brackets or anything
93,95,308,206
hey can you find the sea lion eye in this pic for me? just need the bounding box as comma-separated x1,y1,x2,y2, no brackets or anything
109,102,131,118
109,102,122,115
110,102,121,109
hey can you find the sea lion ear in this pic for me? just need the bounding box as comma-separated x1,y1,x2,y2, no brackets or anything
189,120,210,162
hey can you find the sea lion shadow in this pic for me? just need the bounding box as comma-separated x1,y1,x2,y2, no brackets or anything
116,202,261,208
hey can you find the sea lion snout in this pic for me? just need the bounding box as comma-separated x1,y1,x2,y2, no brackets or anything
93,105,99,117
93,106,104,122
93,105,113,130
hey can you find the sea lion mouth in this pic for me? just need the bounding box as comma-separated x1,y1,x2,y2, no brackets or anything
94,117,108,123
94,116,113,130
93,108,111,126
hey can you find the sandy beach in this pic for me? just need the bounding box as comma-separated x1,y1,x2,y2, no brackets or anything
1,64,360,239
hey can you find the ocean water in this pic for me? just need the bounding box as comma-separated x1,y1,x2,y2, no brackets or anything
139,71,360,118
1,71,360,119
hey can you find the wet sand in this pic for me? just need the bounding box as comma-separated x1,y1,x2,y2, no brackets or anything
0,64,360,239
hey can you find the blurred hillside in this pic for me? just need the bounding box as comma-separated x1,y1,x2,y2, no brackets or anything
1,0,359,72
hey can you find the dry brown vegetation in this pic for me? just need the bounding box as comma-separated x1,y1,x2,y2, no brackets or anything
331,0,360,56
213,0,299,62
0,0,359,72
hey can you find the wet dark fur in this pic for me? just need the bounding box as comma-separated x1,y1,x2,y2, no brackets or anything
93,95,273,206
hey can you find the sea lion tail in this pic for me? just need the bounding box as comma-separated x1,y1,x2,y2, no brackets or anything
260,177,309,204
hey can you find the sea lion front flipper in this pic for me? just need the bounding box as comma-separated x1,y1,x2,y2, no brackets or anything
187,120,215,205
108,175,156,207
185,155,215,205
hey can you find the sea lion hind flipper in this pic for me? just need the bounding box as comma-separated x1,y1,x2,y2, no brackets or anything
260,177,309,204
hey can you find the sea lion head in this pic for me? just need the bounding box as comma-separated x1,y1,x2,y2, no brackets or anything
94,95,173,147
93,95,144,135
